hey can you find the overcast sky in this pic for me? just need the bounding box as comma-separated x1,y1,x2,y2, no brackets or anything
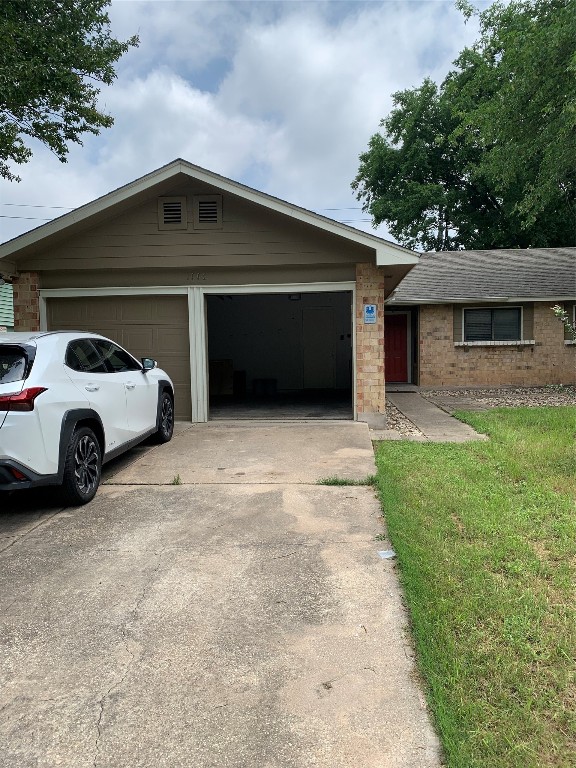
0,0,485,245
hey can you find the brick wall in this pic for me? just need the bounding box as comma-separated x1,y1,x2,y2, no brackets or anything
355,262,386,425
419,303,576,387
12,272,40,332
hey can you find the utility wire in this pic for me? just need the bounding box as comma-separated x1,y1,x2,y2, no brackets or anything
0,203,74,209
0,215,54,220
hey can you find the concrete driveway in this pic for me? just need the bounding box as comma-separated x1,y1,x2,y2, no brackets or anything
0,422,441,768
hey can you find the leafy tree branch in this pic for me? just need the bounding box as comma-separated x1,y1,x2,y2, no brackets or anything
0,0,138,181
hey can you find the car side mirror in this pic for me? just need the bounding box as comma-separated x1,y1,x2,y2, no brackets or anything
141,357,157,372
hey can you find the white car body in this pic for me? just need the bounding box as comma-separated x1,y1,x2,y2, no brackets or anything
0,331,175,503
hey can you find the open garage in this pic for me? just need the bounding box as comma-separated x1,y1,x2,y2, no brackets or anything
206,290,353,419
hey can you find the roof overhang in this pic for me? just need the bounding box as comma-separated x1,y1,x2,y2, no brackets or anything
0,158,418,272
386,294,576,305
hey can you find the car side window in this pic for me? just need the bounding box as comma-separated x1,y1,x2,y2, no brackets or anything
65,340,108,374
92,340,142,373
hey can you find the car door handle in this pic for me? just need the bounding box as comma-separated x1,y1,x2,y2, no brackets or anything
85,384,100,392
125,382,136,390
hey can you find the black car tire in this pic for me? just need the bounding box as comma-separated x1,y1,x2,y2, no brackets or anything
61,427,102,505
153,391,174,444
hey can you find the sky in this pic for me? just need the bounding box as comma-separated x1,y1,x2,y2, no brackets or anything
0,0,485,246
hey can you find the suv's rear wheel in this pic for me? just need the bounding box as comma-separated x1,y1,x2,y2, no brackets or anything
61,427,102,505
154,391,174,444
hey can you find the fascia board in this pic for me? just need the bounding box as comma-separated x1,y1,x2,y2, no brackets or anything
0,158,418,266
386,295,576,305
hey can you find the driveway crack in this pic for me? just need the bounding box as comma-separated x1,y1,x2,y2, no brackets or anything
92,542,166,766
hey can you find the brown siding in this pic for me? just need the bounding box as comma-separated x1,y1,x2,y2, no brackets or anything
419,303,576,387
39,264,356,290
19,181,373,273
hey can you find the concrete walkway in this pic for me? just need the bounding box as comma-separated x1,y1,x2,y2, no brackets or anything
377,392,487,443
0,423,442,768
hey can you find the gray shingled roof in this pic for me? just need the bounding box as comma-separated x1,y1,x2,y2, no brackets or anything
389,248,576,304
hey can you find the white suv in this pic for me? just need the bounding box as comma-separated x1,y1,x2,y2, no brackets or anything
0,331,175,505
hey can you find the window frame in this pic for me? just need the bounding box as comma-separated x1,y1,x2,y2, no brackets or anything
462,305,523,343
65,339,109,374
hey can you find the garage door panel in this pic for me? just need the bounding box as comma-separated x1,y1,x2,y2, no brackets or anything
49,298,88,325
86,299,121,323
154,328,188,355
121,328,155,355
47,296,191,420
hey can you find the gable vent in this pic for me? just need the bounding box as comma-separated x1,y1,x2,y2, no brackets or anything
197,199,218,224
163,200,183,225
193,194,222,229
157,196,187,230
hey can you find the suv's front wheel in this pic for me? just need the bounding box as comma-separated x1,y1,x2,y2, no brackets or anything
153,391,174,444
61,427,102,505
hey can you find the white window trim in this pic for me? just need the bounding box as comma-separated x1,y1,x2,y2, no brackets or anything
461,305,523,344
40,281,356,423
455,340,535,347
565,304,576,344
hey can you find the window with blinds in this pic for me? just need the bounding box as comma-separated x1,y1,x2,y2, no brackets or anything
464,307,521,341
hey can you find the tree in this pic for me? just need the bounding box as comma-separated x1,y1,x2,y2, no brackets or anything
352,79,532,251
353,0,576,250
0,0,138,181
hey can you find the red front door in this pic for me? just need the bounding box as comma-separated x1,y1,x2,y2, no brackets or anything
385,314,409,382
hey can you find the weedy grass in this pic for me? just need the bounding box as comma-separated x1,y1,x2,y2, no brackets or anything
317,475,376,486
374,407,576,768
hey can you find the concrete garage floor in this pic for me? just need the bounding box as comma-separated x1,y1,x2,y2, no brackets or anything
0,423,441,768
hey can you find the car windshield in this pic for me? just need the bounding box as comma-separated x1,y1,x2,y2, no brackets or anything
0,346,28,384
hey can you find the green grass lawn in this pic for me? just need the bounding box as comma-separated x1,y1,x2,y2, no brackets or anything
374,407,576,768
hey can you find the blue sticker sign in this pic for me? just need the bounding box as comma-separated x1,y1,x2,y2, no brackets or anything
363,304,377,324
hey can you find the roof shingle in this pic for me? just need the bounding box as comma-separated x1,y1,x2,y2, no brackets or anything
390,248,576,303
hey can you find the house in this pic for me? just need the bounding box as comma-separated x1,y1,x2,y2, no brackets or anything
385,248,576,388
0,158,419,426
0,283,14,331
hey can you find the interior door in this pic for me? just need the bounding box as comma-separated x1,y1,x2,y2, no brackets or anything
303,307,335,389
385,314,409,382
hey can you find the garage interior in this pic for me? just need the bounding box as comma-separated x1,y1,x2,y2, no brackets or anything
206,291,353,419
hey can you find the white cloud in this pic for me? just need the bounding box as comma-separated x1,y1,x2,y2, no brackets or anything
0,0,482,244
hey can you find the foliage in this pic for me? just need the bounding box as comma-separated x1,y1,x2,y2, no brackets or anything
353,0,576,250
552,304,576,340
0,0,138,181
374,407,576,767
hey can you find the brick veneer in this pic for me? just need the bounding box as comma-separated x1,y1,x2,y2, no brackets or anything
12,271,40,332
355,262,386,425
419,303,576,387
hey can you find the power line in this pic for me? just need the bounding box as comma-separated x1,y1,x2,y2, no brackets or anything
0,215,54,220
0,203,73,209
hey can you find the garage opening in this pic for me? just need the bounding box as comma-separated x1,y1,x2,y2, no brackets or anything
206,291,353,419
